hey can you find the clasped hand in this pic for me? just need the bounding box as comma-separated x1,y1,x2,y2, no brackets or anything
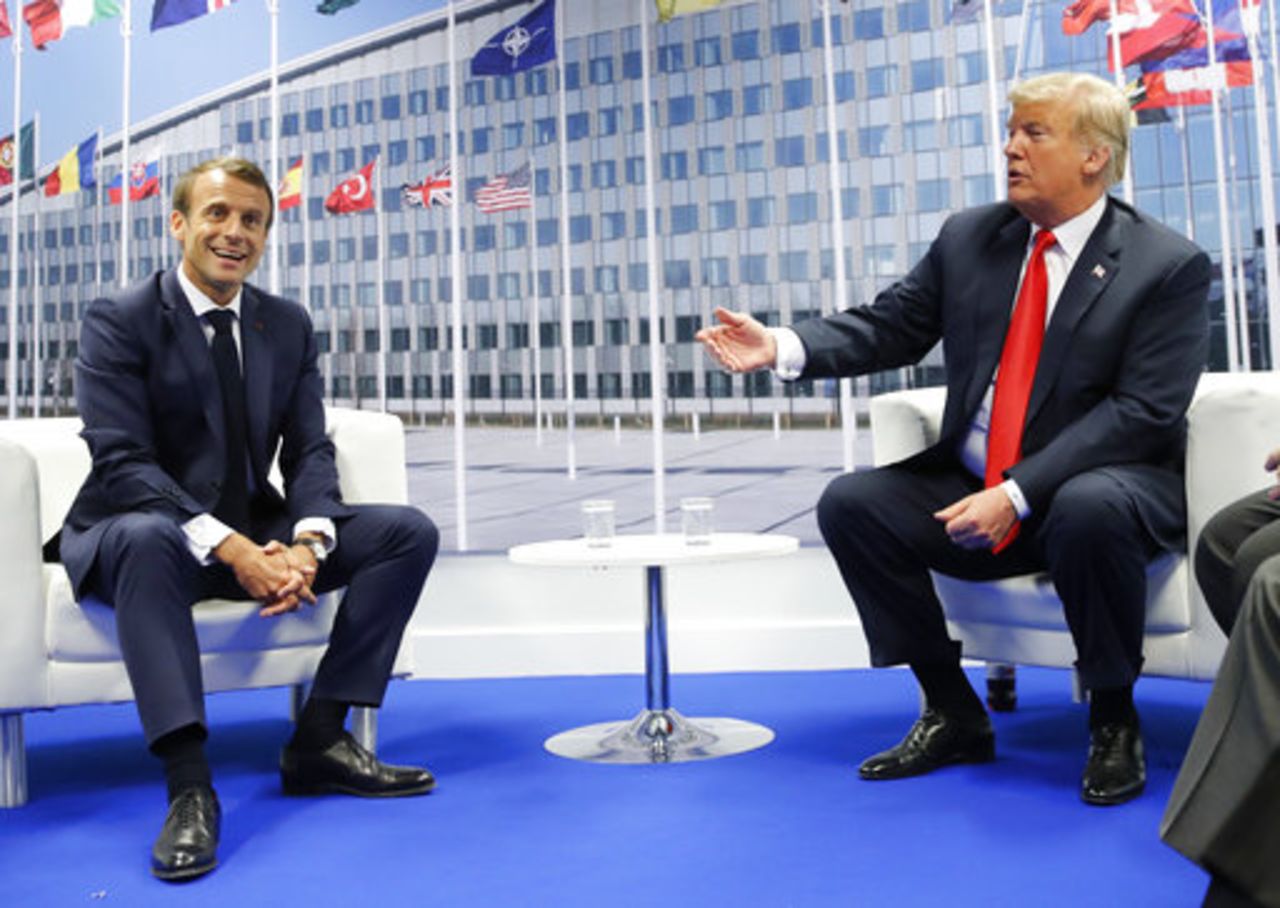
215,534,318,617
934,487,1018,550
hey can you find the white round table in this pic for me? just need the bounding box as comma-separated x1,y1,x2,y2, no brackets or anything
508,532,799,764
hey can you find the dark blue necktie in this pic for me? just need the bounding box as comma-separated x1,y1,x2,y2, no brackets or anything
206,309,250,531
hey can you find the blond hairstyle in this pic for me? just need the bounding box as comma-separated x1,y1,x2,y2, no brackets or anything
1007,72,1129,187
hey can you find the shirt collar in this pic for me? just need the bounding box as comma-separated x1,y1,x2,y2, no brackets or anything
1030,193,1108,264
176,265,243,322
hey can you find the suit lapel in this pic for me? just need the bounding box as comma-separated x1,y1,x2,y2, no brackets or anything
239,287,274,478
963,215,1032,418
160,269,224,443
1026,200,1122,426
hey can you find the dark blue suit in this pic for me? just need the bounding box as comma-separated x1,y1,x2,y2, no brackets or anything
803,198,1210,689
62,270,438,744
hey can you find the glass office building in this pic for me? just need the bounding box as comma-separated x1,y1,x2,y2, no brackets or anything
0,0,1267,419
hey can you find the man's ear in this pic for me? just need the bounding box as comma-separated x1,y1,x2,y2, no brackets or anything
1082,145,1110,178
169,209,186,241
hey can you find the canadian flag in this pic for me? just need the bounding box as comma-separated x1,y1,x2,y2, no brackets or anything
324,160,376,215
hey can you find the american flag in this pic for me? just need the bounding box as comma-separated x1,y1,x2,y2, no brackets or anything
403,165,451,208
475,163,533,213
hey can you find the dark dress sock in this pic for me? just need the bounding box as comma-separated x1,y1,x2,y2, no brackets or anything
290,697,350,752
150,723,212,801
910,661,987,719
1088,685,1137,729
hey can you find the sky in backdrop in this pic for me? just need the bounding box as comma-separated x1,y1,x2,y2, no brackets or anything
1,0,453,172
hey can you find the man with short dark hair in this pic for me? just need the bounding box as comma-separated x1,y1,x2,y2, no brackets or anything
698,72,1210,803
61,156,439,881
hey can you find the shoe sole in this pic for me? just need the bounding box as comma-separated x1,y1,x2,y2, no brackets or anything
1080,780,1145,806
280,777,436,798
859,738,997,780
151,858,218,882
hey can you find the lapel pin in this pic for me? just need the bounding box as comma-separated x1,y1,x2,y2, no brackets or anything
1091,264,1106,280
254,321,264,331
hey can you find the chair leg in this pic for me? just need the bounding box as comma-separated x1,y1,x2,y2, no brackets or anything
1,713,28,808
985,663,1018,712
350,707,378,755
1072,669,1085,704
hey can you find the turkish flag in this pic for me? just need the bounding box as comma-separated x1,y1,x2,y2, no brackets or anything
325,160,376,214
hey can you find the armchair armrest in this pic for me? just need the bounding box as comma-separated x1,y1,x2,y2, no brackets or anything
869,386,946,467
0,439,53,709
325,408,409,506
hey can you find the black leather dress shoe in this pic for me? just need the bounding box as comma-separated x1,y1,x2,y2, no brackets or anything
281,731,435,798
1081,719,1146,805
151,786,220,882
859,708,995,780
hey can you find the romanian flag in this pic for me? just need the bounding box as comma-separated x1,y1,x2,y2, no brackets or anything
22,0,121,49
278,156,303,210
44,133,97,197
655,0,722,22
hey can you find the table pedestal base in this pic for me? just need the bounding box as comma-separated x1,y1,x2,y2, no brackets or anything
544,708,774,764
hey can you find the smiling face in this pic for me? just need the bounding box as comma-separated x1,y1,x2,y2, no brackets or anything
1004,99,1109,229
170,168,269,305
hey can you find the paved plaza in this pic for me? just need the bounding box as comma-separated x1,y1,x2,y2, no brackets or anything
405,422,876,553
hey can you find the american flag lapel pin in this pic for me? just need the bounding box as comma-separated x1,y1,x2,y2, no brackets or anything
1091,264,1106,280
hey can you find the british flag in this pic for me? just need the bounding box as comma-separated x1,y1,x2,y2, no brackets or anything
403,165,452,209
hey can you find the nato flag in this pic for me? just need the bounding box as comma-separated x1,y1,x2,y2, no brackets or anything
470,0,555,76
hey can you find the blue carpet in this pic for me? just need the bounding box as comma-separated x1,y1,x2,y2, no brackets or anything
0,668,1211,907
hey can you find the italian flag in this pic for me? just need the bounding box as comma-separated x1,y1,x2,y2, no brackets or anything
22,1,121,50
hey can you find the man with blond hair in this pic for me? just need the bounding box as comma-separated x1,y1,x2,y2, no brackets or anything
698,72,1209,803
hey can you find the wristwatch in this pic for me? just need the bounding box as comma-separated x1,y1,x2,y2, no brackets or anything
297,536,328,565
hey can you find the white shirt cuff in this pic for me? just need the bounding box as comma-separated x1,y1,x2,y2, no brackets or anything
1001,479,1031,521
769,327,806,381
182,513,235,564
293,518,337,553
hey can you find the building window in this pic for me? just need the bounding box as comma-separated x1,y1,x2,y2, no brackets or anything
732,30,759,60
707,89,733,121
743,84,771,115
771,22,802,54
782,77,813,110
668,95,695,126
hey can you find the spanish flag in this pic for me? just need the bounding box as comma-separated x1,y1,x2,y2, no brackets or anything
44,134,98,197
278,156,304,210
655,0,722,22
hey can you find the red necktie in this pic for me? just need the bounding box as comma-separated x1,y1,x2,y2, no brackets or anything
986,229,1056,552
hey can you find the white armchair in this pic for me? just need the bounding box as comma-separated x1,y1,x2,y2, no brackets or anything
868,371,1280,699
0,407,415,807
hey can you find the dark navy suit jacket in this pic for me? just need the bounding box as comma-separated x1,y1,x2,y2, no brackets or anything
792,197,1210,530
61,269,354,596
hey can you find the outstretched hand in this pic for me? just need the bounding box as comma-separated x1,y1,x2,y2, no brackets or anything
694,307,778,373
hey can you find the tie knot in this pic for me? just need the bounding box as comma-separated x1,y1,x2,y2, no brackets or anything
206,309,235,336
1033,230,1057,255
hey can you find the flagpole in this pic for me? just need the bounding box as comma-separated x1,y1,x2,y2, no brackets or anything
819,0,856,474
640,3,666,531
1104,0,1135,203
120,0,132,288
447,0,468,551
375,156,387,412
31,111,41,418
1179,107,1195,242
1241,0,1280,368
981,0,1005,201
7,29,21,418
1222,87,1252,369
95,131,103,299
528,154,543,445
555,1,576,480
267,0,280,295
1205,0,1242,370
302,157,311,317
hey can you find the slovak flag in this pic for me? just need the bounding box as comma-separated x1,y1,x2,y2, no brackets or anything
107,152,161,205
325,159,376,214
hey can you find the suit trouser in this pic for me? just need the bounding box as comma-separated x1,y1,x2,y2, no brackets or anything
815,457,1179,691
1195,488,1280,634
1162,555,1280,908
85,504,439,745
